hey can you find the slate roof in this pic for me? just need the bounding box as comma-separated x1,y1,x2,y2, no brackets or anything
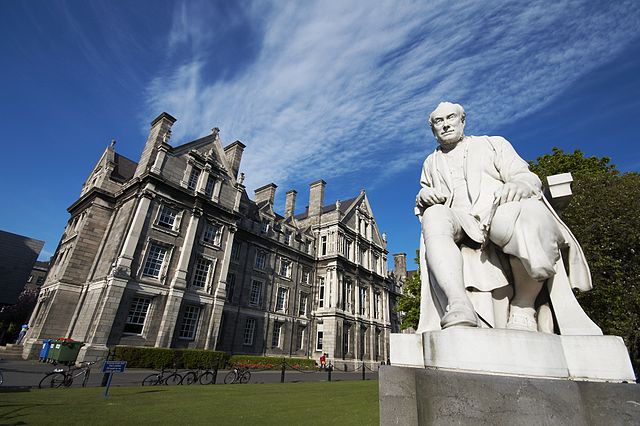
111,153,138,182
294,196,359,220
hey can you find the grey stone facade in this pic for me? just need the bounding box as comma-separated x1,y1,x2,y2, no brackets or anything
23,113,403,366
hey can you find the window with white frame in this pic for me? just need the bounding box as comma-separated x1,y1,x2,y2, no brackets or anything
276,287,288,311
249,280,262,306
178,305,201,339
202,222,222,246
187,167,201,190
298,293,308,316
321,236,327,255
344,282,353,312
123,297,151,334
316,330,323,351
243,318,256,345
297,326,306,350
271,322,282,348
191,257,211,288
226,272,235,301
157,205,178,230
142,243,167,278
318,277,325,308
359,287,367,315
302,270,310,285
260,221,269,233
374,292,381,319
204,175,215,197
343,324,350,355
284,230,292,245
255,251,267,270
279,258,292,278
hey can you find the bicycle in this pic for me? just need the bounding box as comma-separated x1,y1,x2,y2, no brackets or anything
180,366,217,385
38,361,97,389
223,365,251,384
141,366,182,386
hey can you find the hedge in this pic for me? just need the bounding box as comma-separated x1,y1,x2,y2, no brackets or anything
113,346,229,369
228,355,317,370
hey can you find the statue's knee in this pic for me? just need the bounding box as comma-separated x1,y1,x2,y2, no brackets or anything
489,202,521,246
422,205,454,238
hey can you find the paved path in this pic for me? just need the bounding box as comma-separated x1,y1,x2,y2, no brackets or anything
0,358,379,389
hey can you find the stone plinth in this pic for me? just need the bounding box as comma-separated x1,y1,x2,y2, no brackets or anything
379,366,640,426
390,330,636,383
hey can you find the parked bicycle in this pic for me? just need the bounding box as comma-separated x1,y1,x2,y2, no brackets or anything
180,366,218,385
38,361,97,389
223,365,251,384
141,365,182,386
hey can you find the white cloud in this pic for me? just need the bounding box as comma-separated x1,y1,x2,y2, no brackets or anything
146,0,640,193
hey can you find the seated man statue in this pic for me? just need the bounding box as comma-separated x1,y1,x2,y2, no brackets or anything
415,102,598,334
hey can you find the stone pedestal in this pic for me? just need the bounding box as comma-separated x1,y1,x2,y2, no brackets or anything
390,330,636,382
379,366,640,425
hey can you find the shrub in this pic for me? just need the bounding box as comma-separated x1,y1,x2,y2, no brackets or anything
228,355,317,370
113,346,229,369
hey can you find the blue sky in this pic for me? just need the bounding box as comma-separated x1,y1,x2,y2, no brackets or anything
1,1,639,269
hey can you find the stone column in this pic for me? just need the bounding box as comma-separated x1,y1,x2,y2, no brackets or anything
169,208,202,289
115,187,154,273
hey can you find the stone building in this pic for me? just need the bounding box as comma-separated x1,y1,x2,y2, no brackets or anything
23,113,404,366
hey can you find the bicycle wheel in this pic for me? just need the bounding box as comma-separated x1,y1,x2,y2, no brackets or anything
199,371,215,385
223,371,237,384
82,369,91,387
142,374,160,386
181,372,197,385
164,373,182,385
39,372,67,389
0,370,4,386
240,371,251,384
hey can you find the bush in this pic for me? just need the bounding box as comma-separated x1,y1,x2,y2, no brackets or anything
228,355,317,370
113,346,229,369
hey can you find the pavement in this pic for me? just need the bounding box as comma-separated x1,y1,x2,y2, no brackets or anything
0,358,379,389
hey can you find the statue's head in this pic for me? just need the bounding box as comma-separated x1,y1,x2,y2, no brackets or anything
428,102,466,147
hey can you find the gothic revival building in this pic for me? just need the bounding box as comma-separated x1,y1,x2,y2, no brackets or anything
23,113,404,367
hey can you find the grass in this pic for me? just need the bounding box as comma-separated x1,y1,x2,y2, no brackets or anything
0,380,379,425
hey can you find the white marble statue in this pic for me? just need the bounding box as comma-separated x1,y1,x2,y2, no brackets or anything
415,102,601,335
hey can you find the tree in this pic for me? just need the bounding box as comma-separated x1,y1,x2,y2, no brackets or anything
395,251,421,330
530,148,640,376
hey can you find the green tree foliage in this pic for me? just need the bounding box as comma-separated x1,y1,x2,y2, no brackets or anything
396,250,421,330
530,148,640,375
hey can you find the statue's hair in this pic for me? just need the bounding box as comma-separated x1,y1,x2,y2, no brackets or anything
428,102,466,129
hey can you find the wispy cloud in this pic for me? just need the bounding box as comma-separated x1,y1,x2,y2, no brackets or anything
146,0,640,193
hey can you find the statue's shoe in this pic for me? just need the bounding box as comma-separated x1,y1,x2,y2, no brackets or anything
440,304,478,329
506,309,537,331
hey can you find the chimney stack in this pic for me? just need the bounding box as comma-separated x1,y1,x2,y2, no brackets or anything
254,183,277,208
135,112,177,177
308,180,326,217
224,140,246,179
285,189,297,218
393,253,407,280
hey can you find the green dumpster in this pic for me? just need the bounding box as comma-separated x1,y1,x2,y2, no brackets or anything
49,339,84,364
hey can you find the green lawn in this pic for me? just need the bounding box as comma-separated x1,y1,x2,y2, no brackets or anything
0,380,379,425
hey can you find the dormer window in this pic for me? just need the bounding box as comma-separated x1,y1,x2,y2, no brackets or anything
204,175,215,197
284,230,292,245
187,168,201,190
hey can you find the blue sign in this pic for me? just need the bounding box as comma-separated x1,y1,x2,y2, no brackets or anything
102,360,127,373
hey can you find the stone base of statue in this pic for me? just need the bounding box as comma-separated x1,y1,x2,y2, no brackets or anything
381,331,637,425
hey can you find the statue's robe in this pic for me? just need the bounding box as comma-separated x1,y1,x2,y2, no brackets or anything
416,136,601,335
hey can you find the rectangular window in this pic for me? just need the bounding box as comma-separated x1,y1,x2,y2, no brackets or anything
316,331,323,351
226,273,235,301
187,168,201,190
321,236,327,256
231,242,240,260
142,244,167,278
298,293,307,316
202,222,222,246
178,305,201,339
284,230,291,245
346,240,352,260
373,253,379,273
204,175,215,197
297,326,305,350
123,297,151,334
271,322,282,348
279,258,291,278
360,248,366,266
276,287,287,311
374,292,380,319
261,221,269,233
249,280,262,306
318,277,325,308
359,287,367,316
255,251,267,270
345,282,353,312
243,318,256,345
343,325,350,355
302,270,310,285
157,205,178,230
192,257,211,288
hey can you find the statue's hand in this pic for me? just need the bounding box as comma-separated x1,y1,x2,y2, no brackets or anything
416,187,446,207
494,182,533,205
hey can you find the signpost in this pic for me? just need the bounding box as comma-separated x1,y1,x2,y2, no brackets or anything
102,360,127,397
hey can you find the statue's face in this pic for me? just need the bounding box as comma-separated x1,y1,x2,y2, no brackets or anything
430,104,465,146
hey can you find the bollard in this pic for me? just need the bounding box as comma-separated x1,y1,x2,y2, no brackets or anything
281,358,286,383
362,361,365,381
101,348,114,387
328,365,332,382
212,363,219,385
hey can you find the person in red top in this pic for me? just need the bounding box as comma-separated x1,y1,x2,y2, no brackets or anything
320,353,326,370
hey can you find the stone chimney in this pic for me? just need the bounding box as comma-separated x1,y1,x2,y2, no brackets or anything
308,180,326,217
135,112,176,177
224,140,246,179
393,253,407,280
255,183,277,208
285,190,297,218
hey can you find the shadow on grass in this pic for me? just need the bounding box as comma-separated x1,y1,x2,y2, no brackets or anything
0,402,64,424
